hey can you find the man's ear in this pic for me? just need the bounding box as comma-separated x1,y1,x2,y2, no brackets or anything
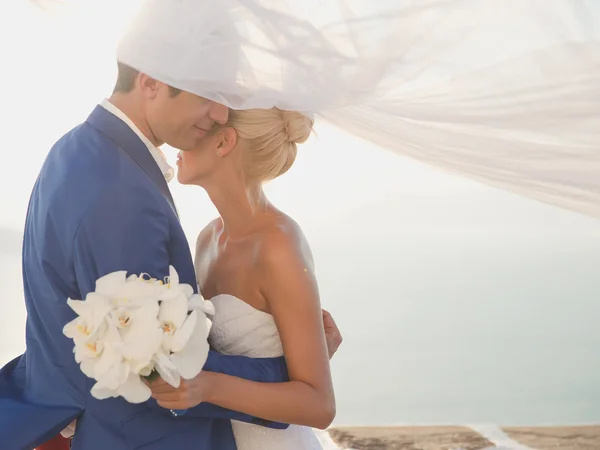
137,73,161,99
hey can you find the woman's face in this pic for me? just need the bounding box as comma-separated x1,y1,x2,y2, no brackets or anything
176,127,241,187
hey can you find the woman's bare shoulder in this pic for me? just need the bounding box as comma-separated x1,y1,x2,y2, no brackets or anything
257,213,314,271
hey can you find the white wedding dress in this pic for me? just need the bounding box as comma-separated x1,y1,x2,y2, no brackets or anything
208,294,324,450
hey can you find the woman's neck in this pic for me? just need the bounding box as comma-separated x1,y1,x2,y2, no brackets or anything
206,181,270,240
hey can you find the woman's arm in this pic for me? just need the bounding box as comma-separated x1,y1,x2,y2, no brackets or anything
207,227,335,429
152,225,336,429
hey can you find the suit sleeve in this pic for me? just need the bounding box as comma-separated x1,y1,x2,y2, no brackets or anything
73,185,289,428
72,184,171,295
182,352,289,428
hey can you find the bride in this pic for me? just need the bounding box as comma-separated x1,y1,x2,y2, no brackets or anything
149,107,333,449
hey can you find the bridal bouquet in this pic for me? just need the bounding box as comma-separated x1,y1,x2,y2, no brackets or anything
63,266,214,404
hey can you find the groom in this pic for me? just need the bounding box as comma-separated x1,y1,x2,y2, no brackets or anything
0,2,342,450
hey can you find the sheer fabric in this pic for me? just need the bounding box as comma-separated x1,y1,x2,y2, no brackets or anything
34,0,600,217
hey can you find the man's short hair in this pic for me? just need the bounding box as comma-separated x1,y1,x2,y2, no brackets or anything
113,62,182,96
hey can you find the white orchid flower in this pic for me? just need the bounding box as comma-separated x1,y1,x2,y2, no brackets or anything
158,292,196,354
153,266,213,382
63,293,111,346
90,323,129,389
87,309,159,403
88,314,158,403
73,334,105,365
119,301,163,373
64,294,112,374
157,266,198,354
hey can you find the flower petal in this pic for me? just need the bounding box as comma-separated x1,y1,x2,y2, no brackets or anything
188,295,215,316
158,295,188,329
115,279,162,305
121,305,163,364
80,358,98,378
62,317,81,340
91,381,118,400
65,295,111,340
168,266,179,286
138,361,155,377
73,339,104,363
180,284,194,299
95,271,128,296
94,346,128,390
132,301,161,323
118,373,152,404
153,351,181,388
170,316,210,379
159,284,182,301
170,310,198,353
160,332,175,355
93,323,128,389
65,299,87,317
88,320,109,344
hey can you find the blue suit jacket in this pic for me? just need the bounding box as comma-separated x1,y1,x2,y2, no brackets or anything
0,105,289,450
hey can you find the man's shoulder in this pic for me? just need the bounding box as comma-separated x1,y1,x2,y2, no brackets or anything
35,124,162,229
48,121,124,175
43,122,153,196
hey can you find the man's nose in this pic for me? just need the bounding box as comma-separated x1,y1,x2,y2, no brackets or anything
209,102,229,125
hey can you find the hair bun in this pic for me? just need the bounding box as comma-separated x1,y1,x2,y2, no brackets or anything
282,111,313,144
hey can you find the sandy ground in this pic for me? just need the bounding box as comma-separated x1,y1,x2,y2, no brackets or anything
327,425,600,449
328,426,494,449
503,426,600,450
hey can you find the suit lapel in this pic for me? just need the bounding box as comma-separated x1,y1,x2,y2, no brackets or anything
85,105,178,218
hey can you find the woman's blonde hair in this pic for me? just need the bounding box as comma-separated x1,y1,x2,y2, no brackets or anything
220,108,313,184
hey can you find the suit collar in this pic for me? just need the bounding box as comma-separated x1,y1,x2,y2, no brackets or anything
85,105,178,217
99,99,174,183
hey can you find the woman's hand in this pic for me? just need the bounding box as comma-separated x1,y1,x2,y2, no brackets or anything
147,372,215,410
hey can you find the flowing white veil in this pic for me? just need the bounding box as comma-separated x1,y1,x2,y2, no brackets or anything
115,0,600,218
34,0,600,218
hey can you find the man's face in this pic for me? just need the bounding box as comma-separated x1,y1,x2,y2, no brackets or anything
146,83,229,151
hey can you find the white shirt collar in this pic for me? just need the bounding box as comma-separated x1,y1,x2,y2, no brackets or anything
100,99,174,183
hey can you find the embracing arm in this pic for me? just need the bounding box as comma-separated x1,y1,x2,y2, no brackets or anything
145,351,289,427
151,226,336,429
208,230,335,429
178,351,288,426
73,185,290,427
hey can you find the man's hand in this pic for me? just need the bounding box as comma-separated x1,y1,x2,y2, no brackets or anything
146,372,214,410
322,309,342,359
